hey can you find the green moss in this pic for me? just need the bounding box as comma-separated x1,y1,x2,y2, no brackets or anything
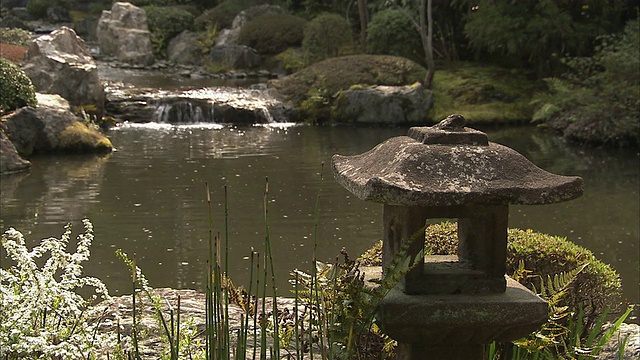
58,122,113,153
430,63,542,125
270,55,425,122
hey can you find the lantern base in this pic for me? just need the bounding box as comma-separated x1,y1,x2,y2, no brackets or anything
374,275,548,360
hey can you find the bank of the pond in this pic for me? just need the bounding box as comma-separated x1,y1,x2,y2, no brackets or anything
92,288,639,360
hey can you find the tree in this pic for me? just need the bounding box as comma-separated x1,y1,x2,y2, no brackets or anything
463,0,629,76
391,0,435,88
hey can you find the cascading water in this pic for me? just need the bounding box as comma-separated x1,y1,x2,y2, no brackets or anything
153,99,216,123
149,87,287,125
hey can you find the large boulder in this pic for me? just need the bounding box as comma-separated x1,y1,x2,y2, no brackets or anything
22,27,105,118
0,130,31,175
167,30,200,65
209,45,261,70
1,93,113,156
96,2,154,66
333,84,432,125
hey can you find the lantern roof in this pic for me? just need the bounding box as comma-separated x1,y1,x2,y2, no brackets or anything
332,115,583,206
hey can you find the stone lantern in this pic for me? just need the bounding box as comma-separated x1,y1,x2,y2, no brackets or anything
331,114,583,359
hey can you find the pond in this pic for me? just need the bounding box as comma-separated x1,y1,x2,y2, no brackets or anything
1,123,638,321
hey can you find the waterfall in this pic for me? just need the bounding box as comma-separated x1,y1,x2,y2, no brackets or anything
153,99,216,123
146,87,290,125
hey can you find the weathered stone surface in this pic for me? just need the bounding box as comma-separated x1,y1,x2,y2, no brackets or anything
0,129,31,175
96,2,154,65
210,44,261,70
166,30,200,65
333,84,433,125
377,277,548,344
2,94,112,155
332,116,583,206
22,26,105,117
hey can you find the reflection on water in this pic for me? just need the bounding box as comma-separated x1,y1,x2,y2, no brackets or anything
1,124,638,320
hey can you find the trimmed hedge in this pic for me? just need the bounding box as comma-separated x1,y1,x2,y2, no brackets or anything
302,12,352,61
194,0,251,31
358,221,622,325
0,58,37,115
237,13,307,55
366,9,424,66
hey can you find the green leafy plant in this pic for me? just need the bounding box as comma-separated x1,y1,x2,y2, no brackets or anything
0,58,37,115
144,5,195,57
194,0,257,31
531,18,639,147
0,28,32,47
0,220,112,359
302,12,352,62
196,25,219,55
463,0,627,75
366,9,423,66
238,13,307,55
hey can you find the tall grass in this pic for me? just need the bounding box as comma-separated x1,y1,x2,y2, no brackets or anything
2,178,634,359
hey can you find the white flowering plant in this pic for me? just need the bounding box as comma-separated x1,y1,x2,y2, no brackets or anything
0,219,113,359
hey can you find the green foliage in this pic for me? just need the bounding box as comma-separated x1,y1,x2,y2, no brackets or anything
238,13,307,55
26,0,76,20
273,47,309,73
532,18,640,147
430,63,539,125
196,24,219,55
127,0,181,6
506,228,622,330
464,0,627,75
194,0,256,31
302,12,352,62
0,58,36,115
366,9,423,66
0,28,32,47
0,221,112,359
270,54,426,117
144,5,195,57
360,222,622,335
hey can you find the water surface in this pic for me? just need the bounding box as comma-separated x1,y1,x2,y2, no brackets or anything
1,124,637,321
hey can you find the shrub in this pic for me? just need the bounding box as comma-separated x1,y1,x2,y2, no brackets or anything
359,221,622,328
0,221,112,359
26,0,76,20
194,0,253,31
237,13,307,55
0,28,32,47
0,58,37,115
366,9,423,66
302,12,352,61
532,18,640,147
144,5,195,57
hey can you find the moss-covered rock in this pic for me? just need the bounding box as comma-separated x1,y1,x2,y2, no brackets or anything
430,63,541,125
270,55,426,123
58,122,113,153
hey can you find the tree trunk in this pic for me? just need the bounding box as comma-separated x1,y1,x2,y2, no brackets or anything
420,0,435,89
357,0,369,50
